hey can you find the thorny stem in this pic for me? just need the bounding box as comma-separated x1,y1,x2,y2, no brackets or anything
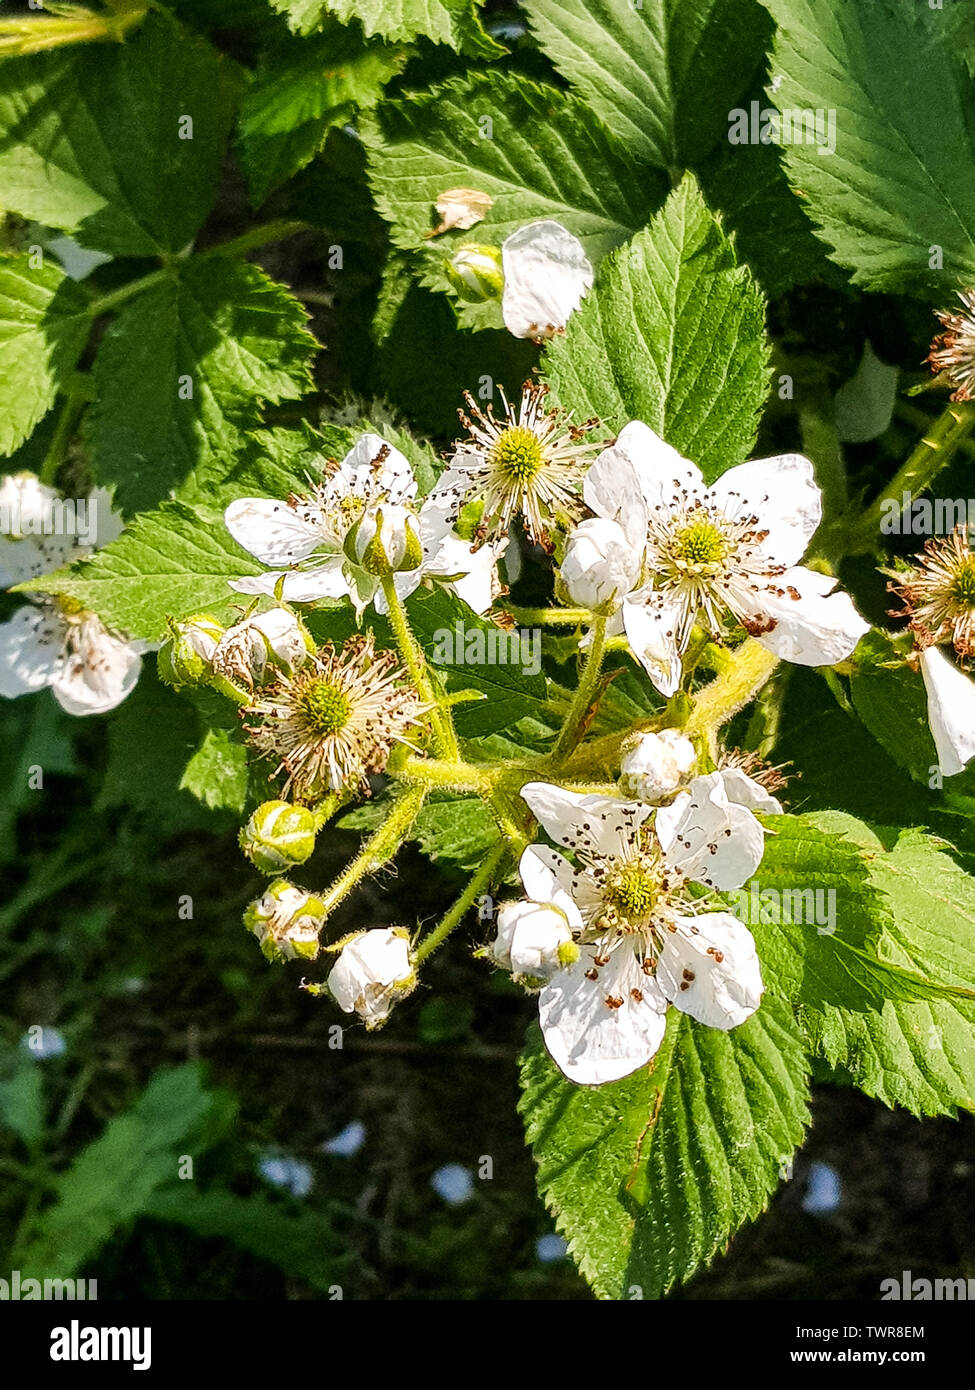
380,575,459,760
850,399,975,551
549,615,608,761
319,785,425,920
413,840,509,965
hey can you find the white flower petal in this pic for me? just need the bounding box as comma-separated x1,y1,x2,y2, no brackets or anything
656,771,766,890
581,450,648,553
739,565,870,666
518,846,584,929
538,940,668,1085
920,645,975,777
340,433,416,504
521,782,652,859
230,560,350,603
621,594,683,696
50,619,142,715
710,453,821,567
599,421,702,511
328,927,414,1027
717,765,783,815
656,912,763,1029
500,220,593,340
0,606,58,697
225,498,323,567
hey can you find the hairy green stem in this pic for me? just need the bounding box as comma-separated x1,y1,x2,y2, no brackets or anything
320,786,425,919
550,615,608,761
502,604,592,627
38,385,89,486
381,576,459,759
413,841,508,965
850,399,975,551
200,219,308,260
683,639,780,758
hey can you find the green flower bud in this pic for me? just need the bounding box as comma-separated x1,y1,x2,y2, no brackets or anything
243,879,326,963
239,800,319,874
157,613,224,689
446,244,504,303
346,504,424,576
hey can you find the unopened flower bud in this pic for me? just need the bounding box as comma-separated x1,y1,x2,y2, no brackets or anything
620,729,696,802
239,800,318,874
491,901,574,979
559,518,641,613
157,613,224,689
243,879,326,963
212,608,311,698
327,927,415,1029
346,504,423,576
446,244,504,303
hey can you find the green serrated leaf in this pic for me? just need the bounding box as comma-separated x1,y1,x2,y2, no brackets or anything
180,726,249,814
802,816,975,1118
238,26,408,204
13,1064,235,1277
340,789,498,869
759,0,975,295
0,255,89,456
542,174,770,481
270,0,504,56
363,70,667,269
86,257,318,515
0,12,239,256
519,996,810,1300
737,812,891,1016
523,0,770,169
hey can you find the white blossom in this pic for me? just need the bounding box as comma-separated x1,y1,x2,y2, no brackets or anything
0,475,142,715
585,422,870,695
500,221,593,341
327,927,416,1029
225,433,502,617
507,777,766,1084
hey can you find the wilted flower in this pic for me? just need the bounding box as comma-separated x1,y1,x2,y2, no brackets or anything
426,187,494,237
927,288,975,401
243,634,425,800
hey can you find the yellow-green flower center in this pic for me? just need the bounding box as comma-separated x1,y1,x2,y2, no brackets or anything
672,519,728,567
605,863,661,926
950,556,975,608
489,426,545,484
295,679,351,736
